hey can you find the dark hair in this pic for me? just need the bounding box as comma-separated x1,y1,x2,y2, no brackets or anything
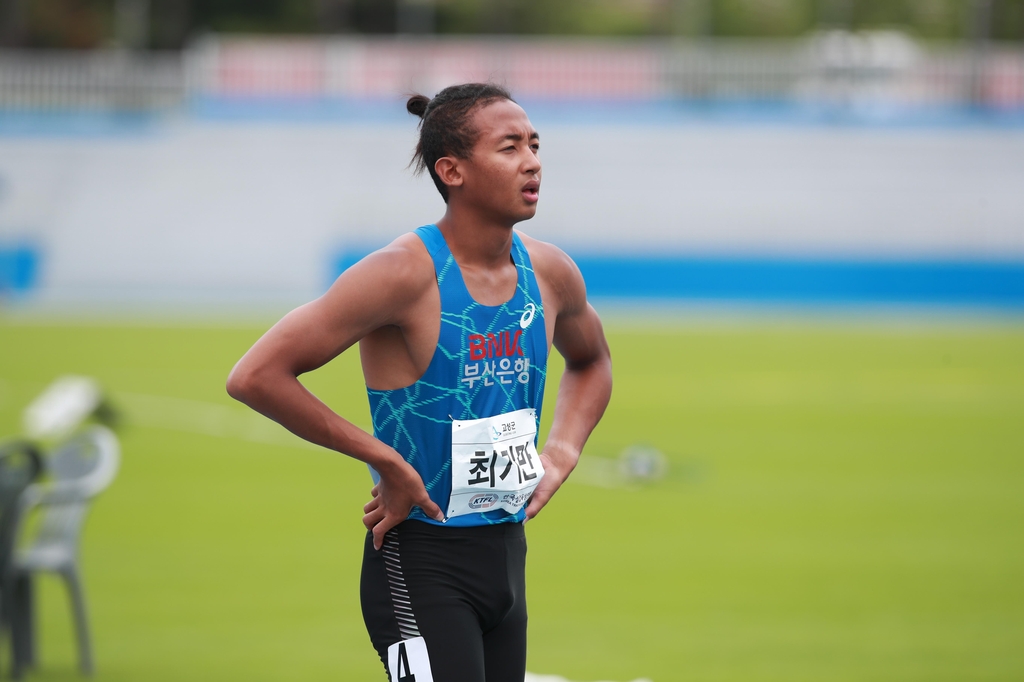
407,83,515,203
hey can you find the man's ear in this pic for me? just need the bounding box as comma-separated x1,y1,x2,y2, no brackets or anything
434,157,464,191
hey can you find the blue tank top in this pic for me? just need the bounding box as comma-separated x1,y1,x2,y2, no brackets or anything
366,225,548,527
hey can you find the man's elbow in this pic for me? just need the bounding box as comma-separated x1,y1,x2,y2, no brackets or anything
568,339,611,372
226,363,256,404
565,350,612,378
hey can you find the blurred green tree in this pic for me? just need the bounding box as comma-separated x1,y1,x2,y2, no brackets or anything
710,0,817,37
1,0,1021,48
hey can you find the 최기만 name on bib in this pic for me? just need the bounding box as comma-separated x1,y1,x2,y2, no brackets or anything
448,408,545,519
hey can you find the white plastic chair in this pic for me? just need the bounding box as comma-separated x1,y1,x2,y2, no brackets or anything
9,425,120,678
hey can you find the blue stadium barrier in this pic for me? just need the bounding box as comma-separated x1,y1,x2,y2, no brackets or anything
0,111,158,137
4,99,1022,138
574,257,1024,307
0,244,41,294
331,249,1024,309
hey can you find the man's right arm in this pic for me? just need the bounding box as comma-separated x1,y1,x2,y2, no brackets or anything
226,239,444,546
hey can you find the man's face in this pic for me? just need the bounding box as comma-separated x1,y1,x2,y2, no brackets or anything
457,99,541,224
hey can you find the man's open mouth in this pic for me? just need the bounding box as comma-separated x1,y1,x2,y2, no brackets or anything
522,182,540,202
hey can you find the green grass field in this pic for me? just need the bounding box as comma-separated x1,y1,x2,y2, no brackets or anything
0,315,1022,681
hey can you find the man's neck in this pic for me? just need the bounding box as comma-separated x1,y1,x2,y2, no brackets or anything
436,202,516,270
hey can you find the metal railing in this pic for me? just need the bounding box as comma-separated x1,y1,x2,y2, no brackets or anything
0,49,182,110
1,36,1021,112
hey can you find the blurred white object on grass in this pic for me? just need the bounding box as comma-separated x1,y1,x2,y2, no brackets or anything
618,444,668,483
23,376,104,440
574,444,669,489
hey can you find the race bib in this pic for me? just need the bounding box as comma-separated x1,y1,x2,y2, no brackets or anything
448,408,545,519
387,637,433,682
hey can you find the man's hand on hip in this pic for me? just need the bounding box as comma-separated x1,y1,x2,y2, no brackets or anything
362,454,443,550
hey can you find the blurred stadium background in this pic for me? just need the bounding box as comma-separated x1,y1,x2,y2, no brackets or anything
1,1,1022,681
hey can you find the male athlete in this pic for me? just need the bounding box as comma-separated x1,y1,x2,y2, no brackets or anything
227,83,612,682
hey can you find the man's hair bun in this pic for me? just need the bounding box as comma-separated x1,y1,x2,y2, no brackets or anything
406,94,430,118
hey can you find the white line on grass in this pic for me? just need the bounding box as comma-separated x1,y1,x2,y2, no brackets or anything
115,390,321,451
526,674,652,682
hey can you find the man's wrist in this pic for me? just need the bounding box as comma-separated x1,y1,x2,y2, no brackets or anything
366,447,406,477
542,440,581,471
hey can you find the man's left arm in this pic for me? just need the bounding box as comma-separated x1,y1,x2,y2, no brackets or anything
525,255,612,520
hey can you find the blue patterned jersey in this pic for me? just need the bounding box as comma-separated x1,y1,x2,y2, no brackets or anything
366,224,548,527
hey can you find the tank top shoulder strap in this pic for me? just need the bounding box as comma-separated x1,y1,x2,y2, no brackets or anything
414,224,449,273
511,231,527,266
414,224,474,311
510,231,543,313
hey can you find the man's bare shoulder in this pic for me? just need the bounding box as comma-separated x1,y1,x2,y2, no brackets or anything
333,232,435,297
315,232,437,331
516,231,586,312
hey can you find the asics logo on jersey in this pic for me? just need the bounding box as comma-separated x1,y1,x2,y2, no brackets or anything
520,303,536,329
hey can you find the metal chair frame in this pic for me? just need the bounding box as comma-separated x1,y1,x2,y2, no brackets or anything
0,441,44,679
8,425,120,679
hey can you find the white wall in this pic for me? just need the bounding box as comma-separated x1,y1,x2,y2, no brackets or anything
1,117,1022,306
